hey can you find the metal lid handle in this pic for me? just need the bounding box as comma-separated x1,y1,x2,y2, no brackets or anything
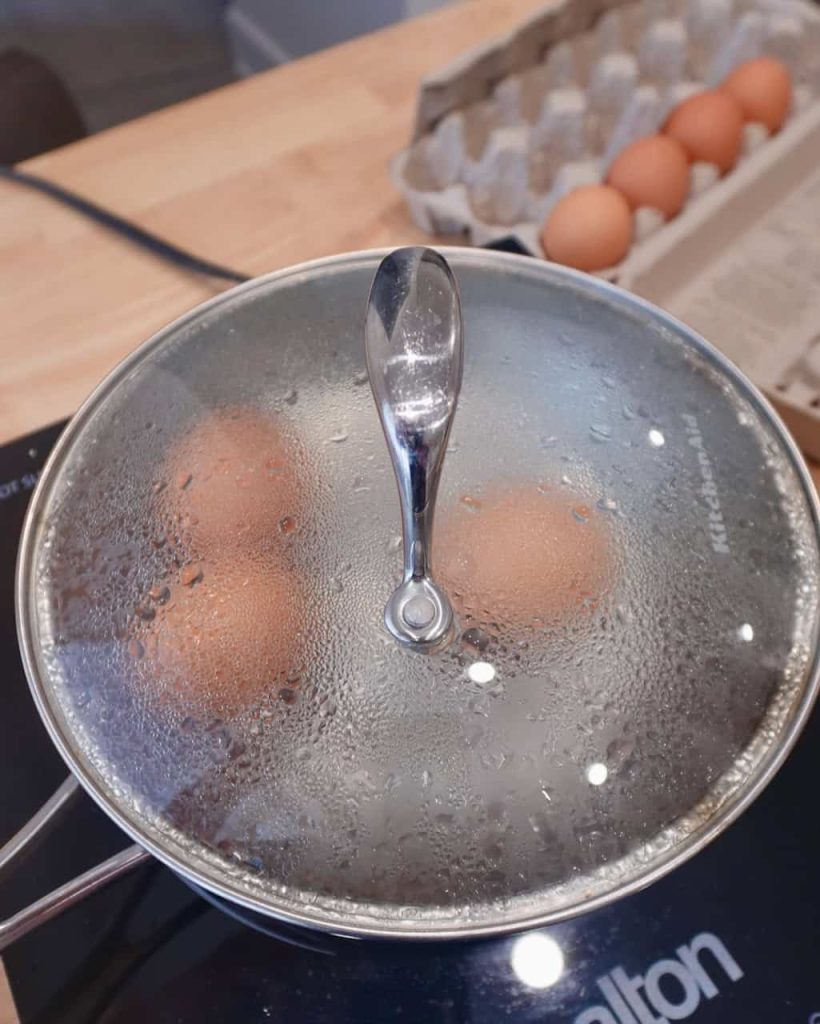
365,247,463,651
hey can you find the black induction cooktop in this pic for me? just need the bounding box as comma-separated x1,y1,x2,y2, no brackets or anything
1,421,819,1024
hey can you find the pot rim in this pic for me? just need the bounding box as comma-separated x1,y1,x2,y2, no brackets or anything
16,245,820,940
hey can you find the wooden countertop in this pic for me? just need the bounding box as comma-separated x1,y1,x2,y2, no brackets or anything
0,0,549,446
0,3,548,1020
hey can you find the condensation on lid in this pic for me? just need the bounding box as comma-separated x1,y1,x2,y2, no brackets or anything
18,250,820,936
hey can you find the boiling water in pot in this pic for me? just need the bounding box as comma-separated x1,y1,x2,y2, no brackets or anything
27,257,819,927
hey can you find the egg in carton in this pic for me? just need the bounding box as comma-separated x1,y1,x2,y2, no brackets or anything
394,0,820,259
393,0,820,460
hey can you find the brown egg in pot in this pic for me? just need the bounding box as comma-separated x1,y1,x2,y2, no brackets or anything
435,482,615,633
130,558,305,718
162,406,305,556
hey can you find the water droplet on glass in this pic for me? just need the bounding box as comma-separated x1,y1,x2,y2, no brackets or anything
421,769,433,788
461,627,490,653
175,471,192,491
606,738,634,766
738,623,754,643
648,428,665,447
279,516,298,536
353,370,369,386
468,696,490,717
622,403,636,420
586,762,608,786
149,584,170,604
127,638,144,659
180,563,203,587
284,388,298,405
329,431,348,444
352,476,370,493
460,494,482,511
589,423,612,442
539,435,558,449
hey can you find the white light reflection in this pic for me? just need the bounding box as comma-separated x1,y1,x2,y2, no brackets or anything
738,623,754,643
586,762,608,786
648,429,665,448
468,661,496,684
510,932,565,989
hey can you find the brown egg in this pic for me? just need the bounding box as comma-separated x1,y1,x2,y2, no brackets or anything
722,57,792,133
541,185,633,272
132,559,304,717
606,135,691,219
163,407,304,554
663,90,744,174
435,483,614,631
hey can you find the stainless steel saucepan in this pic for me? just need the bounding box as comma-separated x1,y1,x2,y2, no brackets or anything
2,247,819,947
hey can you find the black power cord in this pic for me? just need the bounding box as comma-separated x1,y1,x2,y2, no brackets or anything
0,163,251,285
1,163,533,291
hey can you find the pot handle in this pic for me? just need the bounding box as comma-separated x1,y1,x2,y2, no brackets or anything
0,775,150,951
365,247,463,651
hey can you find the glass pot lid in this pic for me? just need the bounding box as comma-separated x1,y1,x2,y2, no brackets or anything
17,248,820,939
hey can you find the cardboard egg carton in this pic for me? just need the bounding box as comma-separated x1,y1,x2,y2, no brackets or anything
621,97,820,460
393,0,820,458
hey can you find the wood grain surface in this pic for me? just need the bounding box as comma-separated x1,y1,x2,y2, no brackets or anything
0,963,16,1024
